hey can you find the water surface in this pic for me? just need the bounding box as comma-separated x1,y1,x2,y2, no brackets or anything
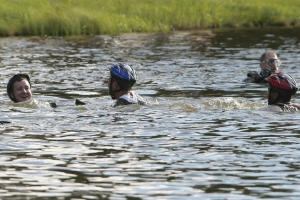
1,27,300,200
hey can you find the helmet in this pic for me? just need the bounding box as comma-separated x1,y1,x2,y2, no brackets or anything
108,62,137,90
268,72,298,96
109,62,137,82
7,74,31,102
108,63,137,100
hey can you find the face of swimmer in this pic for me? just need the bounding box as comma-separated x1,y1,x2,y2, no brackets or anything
11,78,32,102
260,52,281,73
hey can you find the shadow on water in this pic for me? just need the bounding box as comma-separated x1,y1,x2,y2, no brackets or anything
1,27,300,199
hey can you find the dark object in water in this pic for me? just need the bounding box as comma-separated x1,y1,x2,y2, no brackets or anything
49,102,57,108
75,99,86,105
0,121,11,124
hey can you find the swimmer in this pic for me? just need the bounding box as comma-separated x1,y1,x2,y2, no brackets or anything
7,74,56,108
108,62,147,107
7,74,32,103
243,51,281,83
266,72,300,112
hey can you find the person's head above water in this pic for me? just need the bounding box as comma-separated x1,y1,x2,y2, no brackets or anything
7,74,32,103
108,62,137,100
267,72,298,105
260,51,281,76
243,51,282,84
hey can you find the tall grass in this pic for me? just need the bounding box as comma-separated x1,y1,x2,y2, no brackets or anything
1,0,300,36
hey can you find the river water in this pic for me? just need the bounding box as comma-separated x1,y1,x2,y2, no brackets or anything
0,27,300,200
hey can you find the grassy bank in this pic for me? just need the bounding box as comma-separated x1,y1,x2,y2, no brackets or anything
1,0,300,36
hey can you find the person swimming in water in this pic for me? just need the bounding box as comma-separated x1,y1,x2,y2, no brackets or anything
266,72,300,112
243,51,281,83
7,74,32,103
7,73,56,108
108,62,147,107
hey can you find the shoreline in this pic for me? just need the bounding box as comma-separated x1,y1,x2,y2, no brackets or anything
1,0,300,37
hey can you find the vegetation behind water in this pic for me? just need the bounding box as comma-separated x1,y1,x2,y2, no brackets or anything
1,0,300,36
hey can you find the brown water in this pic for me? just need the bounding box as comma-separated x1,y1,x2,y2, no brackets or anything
1,27,300,200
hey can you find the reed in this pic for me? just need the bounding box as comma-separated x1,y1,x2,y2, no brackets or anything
1,0,300,36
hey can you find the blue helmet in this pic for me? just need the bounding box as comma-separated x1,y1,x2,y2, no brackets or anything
109,62,137,82
108,63,137,99
109,62,137,90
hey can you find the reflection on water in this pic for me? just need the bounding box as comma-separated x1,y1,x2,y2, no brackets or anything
1,27,300,199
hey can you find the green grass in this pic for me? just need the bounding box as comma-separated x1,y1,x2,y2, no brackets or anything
1,0,300,36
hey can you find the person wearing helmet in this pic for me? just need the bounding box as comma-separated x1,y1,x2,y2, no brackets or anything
108,62,147,107
267,72,300,111
243,51,281,83
7,74,32,103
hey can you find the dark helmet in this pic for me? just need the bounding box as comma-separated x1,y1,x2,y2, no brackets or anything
108,62,137,90
268,72,298,97
7,74,31,102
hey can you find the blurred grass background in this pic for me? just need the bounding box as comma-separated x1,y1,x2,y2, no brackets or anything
1,0,300,36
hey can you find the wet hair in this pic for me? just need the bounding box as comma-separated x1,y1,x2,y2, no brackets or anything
7,74,31,102
260,51,277,62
